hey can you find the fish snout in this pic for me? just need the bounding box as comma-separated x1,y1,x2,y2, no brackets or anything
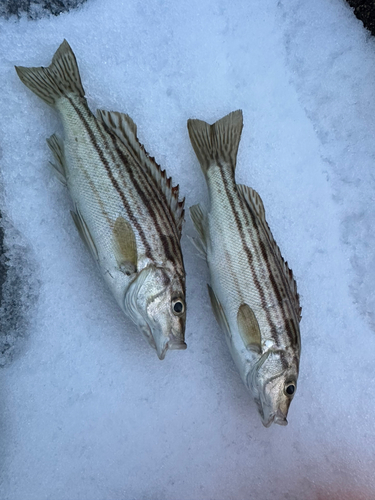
154,333,187,360
261,408,288,428
168,339,187,351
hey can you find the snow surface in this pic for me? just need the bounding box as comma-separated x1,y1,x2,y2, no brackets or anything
1,0,375,498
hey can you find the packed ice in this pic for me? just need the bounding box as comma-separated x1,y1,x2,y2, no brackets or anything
0,0,375,499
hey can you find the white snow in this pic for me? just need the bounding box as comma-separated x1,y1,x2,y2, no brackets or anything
1,0,375,498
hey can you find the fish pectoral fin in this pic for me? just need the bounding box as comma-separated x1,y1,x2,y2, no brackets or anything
97,109,185,236
237,303,262,354
113,216,138,276
71,209,99,261
207,285,231,338
46,134,67,185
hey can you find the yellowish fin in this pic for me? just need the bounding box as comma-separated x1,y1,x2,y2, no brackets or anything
113,216,137,276
237,304,262,354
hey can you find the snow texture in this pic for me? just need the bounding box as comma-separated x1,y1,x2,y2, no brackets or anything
0,0,375,498
0,0,87,20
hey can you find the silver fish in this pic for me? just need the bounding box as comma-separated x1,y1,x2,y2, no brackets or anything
188,111,301,426
16,40,186,360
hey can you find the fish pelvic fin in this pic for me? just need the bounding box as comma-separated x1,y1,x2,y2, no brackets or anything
187,110,243,175
15,40,84,107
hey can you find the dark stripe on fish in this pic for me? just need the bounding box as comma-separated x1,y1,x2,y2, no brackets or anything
217,162,280,345
67,97,155,260
92,116,182,266
242,195,298,348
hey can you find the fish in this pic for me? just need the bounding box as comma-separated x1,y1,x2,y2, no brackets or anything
187,110,301,426
15,40,186,360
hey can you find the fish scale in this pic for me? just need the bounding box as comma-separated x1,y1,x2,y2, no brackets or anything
208,168,279,342
188,110,301,427
16,40,186,360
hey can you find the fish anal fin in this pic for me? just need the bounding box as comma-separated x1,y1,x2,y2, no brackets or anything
113,216,137,276
71,209,98,261
207,285,231,338
46,134,67,185
189,204,207,258
97,109,185,236
237,303,262,354
237,183,301,321
187,110,243,174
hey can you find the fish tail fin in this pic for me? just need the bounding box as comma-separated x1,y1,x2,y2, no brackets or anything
15,40,84,107
187,110,243,175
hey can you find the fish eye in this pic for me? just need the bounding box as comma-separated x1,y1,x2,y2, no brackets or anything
172,299,185,315
285,383,296,396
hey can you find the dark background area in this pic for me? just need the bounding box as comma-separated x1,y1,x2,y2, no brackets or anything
0,1,375,32
0,220,5,299
347,0,375,35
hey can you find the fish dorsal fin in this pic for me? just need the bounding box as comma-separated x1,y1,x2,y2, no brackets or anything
207,285,231,338
189,204,207,259
46,133,67,185
237,304,262,354
237,184,266,221
237,183,301,321
96,109,185,235
71,208,98,261
113,216,138,276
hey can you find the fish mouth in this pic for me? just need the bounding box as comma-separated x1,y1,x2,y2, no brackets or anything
155,335,187,360
168,340,187,351
261,409,288,428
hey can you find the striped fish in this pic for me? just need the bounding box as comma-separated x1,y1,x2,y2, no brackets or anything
15,40,186,360
188,111,301,426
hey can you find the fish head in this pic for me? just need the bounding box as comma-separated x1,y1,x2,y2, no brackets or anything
124,264,186,359
247,349,299,427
